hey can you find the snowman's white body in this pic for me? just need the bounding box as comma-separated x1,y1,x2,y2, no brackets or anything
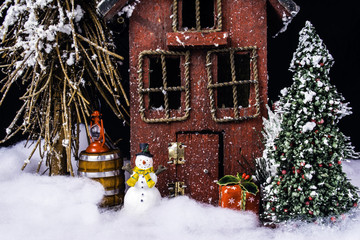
123,155,161,213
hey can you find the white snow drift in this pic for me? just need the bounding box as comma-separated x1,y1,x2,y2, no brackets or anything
0,140,360,240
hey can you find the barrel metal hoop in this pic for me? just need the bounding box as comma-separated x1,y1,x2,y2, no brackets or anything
78,170,121,178
104,188,120,196
79,152,120,162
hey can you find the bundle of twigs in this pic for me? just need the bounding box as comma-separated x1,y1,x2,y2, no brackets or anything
0,0,129,175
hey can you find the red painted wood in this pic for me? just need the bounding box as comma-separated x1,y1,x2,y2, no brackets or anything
166,32,229,48
176,133,220,205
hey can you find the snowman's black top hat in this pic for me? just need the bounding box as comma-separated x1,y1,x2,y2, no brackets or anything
136,143,153,157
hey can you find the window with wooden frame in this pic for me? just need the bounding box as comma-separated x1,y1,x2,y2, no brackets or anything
206,47,261,122
172,0,222,32
137,50,190,123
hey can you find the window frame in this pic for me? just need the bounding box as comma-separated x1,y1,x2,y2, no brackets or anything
137,50,191,123
172,0,223,32
206,47,261,122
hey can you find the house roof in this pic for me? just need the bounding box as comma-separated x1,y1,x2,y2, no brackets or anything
97,0,128,19
268,0,300,18
97,0,299,25
278,0,300,16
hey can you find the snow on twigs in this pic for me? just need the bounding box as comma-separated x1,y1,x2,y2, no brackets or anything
0,140,360,240
0,0,82,72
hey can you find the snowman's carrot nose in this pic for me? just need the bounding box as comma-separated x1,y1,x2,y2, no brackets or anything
143,160,146,165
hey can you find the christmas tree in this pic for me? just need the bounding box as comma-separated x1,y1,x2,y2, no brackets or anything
262,21,359,223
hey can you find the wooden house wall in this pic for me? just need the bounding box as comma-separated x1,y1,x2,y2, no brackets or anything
128,0,269,203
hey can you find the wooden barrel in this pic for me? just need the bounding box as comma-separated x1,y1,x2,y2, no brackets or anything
78,149,124,207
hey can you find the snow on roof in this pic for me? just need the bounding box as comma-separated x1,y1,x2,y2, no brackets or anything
278,0,300,17
97,0,119,16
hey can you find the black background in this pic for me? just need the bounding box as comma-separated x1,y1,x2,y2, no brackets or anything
0,0,359,153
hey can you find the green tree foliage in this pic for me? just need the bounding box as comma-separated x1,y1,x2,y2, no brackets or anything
262,21,359,223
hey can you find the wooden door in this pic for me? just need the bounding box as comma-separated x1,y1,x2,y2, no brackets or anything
176,132,222,205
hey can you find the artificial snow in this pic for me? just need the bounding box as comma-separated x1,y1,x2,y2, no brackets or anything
256,106,282,178
0,140,359,240
116,0,140,18
302,121,316,132
280,87,288,96
303,90,316,103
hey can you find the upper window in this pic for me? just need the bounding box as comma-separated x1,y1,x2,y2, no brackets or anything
137,50,190,123
206,47,261,122
172,0,222,32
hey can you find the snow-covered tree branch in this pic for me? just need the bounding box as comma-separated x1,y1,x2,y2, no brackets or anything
0,0,129,175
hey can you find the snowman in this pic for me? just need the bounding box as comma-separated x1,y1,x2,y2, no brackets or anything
123,143,166,213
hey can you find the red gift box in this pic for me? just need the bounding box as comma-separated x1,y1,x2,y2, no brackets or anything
219,185,260,214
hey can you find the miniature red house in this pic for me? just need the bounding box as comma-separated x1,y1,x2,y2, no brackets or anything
98,0,299,205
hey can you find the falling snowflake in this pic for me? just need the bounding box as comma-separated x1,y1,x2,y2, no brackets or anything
228,198,235,204
237,201,242,207
248,196,255,203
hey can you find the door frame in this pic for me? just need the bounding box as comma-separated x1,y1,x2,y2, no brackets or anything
175,130,224,204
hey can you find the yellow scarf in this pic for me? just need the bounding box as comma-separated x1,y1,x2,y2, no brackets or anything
126,166,155,188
